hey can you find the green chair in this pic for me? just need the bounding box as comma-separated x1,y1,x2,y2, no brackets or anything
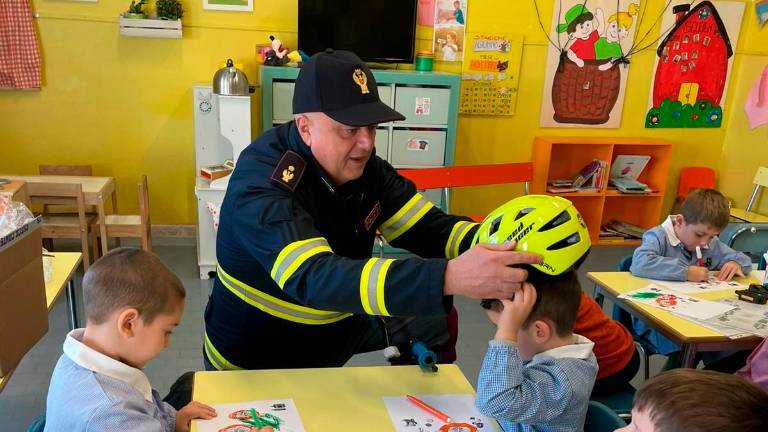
27,414,45,432
585,401,627,431
591,383,635,421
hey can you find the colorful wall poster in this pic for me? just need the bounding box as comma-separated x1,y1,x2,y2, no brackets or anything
645,1,744,128
432,0,467,62
539,0,642,128
459,33,523,115
203,0,253,12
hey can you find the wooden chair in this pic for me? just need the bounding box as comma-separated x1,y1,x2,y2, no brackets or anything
93,175,152,254
730,166,768,223
38,164,96,215
27,182,96,270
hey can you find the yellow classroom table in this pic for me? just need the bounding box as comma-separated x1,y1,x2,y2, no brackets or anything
191,364,499,432
588,271,765,368
0,252,82,393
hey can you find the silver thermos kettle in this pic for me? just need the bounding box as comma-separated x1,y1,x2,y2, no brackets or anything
212,59,249,96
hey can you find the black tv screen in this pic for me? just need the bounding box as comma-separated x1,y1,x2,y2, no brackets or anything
298,0,417,63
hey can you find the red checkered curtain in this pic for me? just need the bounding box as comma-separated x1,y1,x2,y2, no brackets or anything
0,0,41,89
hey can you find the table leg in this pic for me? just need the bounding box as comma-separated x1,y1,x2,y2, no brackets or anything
593,283,605,307
97,196,109,255
111,189,121,248
680,343,698,368
66,279,79,330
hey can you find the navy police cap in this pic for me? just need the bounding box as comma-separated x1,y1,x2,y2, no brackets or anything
292,49,406,127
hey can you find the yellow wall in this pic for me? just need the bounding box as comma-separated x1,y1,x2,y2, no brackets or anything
0,0,765,225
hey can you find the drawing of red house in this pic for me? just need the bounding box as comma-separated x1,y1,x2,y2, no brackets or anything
652,2,733,107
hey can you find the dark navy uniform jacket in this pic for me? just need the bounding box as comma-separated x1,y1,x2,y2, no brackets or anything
204,121,478,370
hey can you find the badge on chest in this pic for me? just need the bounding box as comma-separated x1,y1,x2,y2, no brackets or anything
364,202,382,232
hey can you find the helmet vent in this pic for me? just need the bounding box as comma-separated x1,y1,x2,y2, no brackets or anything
538,210,571,232
547,232,581,251
514,208,534,221
488,215,503,236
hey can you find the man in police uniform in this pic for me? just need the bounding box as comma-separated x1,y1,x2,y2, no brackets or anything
203,49,541,370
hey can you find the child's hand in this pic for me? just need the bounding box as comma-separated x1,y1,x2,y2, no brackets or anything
687,265,709,282
494,282,537,342
716,261,744,281
175,401,217,432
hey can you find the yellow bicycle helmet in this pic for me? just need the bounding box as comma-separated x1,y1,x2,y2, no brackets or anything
472,195,591,275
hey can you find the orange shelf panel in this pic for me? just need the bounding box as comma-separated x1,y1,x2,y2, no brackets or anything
604,189,662,197
597,239,642,247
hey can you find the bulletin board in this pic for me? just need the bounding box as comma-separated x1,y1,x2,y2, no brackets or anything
459,33,523,116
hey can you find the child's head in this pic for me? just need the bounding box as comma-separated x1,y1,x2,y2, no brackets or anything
453,1,461,9
616,369,768,432
485,267,582,360
446,30,458,44
83,247,186,368
606,3,639,42
674,188,730,250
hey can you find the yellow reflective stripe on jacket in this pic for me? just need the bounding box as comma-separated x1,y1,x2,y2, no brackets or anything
271,237,333,289
218,266,352,325
203,332,242,371
359,258,394,316
445,221,478,259
379,194,434,242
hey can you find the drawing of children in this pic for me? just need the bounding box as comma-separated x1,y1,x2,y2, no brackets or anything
557,4,604,68
595,3,639,70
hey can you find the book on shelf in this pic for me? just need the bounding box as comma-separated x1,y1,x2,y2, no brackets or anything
609,177,652,194
602,220,645,239
610,155,651,180
547,159,607,193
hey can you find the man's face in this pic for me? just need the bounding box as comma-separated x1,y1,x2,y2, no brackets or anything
296,113,377,186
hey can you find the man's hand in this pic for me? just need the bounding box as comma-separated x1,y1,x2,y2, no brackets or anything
494,283,537,342
443,241,542,299
716,261,744,281
687,265,709,282
175,401,217,432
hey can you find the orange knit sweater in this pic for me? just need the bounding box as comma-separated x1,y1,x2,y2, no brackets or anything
574,292,635,379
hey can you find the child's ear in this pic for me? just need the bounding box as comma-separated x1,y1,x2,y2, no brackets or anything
532,319,552,343
674,214,686,226
116,308,140,338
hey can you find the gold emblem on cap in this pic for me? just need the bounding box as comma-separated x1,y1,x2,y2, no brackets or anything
352,69,370,94
282,165,295,183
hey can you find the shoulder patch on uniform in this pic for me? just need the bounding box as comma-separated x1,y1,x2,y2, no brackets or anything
271,151,306,192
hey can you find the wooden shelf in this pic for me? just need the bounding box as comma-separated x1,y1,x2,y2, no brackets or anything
597,239,642,247
604,189,662,197
532,136,672,244
119,16,182,39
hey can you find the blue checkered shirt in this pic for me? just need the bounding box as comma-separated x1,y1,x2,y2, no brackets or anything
44,329,177,431
475,336,598,432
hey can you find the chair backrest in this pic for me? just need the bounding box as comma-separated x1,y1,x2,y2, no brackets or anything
138,175,150,226
27,182,86,210
677,166,716,200
754,166,768,188
617,255,633,272
584,401,627,432
39,165,92,176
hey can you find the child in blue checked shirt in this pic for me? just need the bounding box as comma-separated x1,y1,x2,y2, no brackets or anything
44,248,217,431
476,268,597,432
630,188,752,360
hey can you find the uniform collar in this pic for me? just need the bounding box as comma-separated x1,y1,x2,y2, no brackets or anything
530,334,594,364
661,215,682,247
63,329,153,402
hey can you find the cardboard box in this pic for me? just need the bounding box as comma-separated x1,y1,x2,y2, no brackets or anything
0,216,47,377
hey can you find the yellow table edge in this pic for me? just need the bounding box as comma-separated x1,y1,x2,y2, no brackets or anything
190,364,495,432
46,252,82,310
587,271,763,343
